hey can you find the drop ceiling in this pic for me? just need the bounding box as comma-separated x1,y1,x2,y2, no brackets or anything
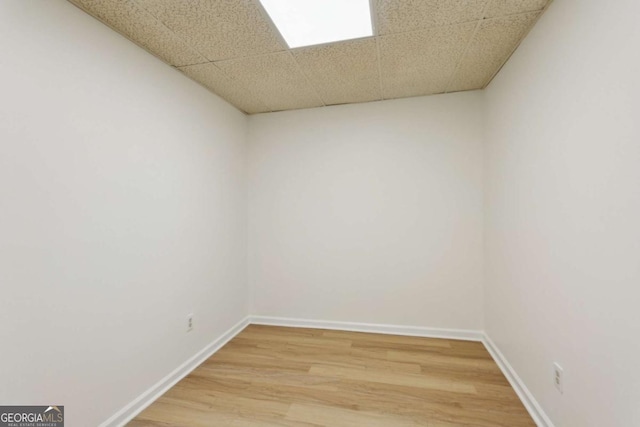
68,0,551,114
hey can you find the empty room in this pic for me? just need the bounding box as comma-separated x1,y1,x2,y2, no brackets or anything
1,0,638,426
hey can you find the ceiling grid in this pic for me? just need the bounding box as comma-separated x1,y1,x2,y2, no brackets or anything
68,0,552,114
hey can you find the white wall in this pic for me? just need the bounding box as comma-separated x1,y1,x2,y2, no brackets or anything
484,1,640,426
0,2,248,426
248,94,484,330
6,0,638,425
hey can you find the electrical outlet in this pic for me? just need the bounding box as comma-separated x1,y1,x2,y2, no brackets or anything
187,313,194,332
553,362,564,394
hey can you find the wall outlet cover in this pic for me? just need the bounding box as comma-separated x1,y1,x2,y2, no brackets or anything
553,362,564,394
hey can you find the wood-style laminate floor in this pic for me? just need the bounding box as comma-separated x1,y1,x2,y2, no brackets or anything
129,325,535,427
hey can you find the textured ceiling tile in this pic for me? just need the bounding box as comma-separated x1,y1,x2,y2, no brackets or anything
379,23,476,99
179,63,270,114
70,0,550,113
69,0,205,66
375,0,487,35
484,0,549,18
448,12,540,92
215,52,324,112
135,0,285,61
292,39,381,106
312,78,380,106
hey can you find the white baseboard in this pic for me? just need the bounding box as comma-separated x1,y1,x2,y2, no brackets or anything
250,315,484,341
99,316,250,427
482,334,555,427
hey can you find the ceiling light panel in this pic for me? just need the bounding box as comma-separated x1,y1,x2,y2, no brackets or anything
259,0,373,48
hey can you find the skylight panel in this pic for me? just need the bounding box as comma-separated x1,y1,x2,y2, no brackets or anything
259,0,373,49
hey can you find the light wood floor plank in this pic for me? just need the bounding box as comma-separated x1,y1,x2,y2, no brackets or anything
130,325,535,426
308,364,478,394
